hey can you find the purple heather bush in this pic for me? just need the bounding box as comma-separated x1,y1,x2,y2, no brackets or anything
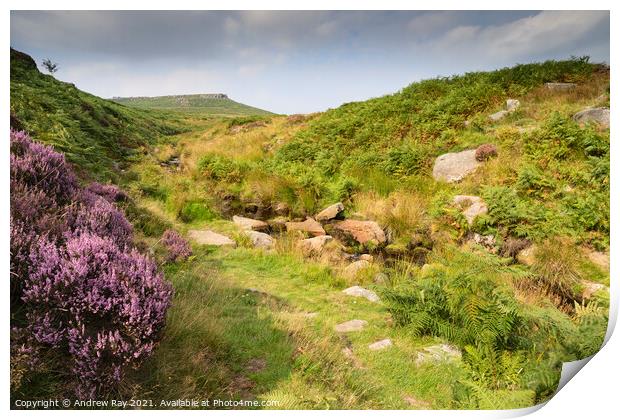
86,181,129,203
10,129,172,397
161,229,192,262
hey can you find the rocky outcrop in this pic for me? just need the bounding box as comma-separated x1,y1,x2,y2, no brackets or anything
342,285,380,303
432,149,480,183
244,230,275,249
315,202,344,222
453,195,488,225
415,344,462,366
285,217,326,237
573,107,610,128
343,260,371,279
331,220,386,245
298,235,333,255
233,215,269,232
334,319,367,333
368,338,393,351
545,82,576,91
188,230,235,246
489,99,520,121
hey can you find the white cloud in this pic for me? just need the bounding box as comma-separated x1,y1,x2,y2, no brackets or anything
434,11,607,60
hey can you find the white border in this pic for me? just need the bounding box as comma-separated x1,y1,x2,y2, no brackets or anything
2,2,617,419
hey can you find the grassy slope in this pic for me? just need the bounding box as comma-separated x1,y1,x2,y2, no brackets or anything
112,94,274,116
10,51,610,409
10,48,188,180
119,58,609,409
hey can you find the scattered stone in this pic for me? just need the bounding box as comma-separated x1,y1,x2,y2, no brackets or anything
432,149,480,183
506,99,520,112
373,272,389,285
188,230,236,246
244,230,274,249
587,250,610,271
581,281,607,300
342,285,380,303
474,143,498,161
298,235,333,255
332,220,387,245
573,107,610,128
489,110,510,121
415,344,462,366
471,233,496,249
334,319,368,333
359,254,374,262
233,215,269,232
516,245,537,266
285,217,326,237
315,202,345,222
545,82,576,91
368,338,393,351
453,195,488,225
343,260,371,280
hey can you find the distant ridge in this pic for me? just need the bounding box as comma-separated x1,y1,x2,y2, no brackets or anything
112,93,273,116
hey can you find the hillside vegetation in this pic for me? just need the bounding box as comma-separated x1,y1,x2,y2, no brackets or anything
10,51,610,410
112,94,274,116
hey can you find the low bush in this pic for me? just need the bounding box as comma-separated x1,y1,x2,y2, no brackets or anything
161,229,192,262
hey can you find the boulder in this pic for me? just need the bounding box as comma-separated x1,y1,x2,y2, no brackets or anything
545,82,576,91
581,280,607,300
315,202,344,222
188,230,236,246
368,338,393,351
432,150,480,183
506,99,520,112
516,245,537,266
453,195,488,225
298,235,333,255
233,215,269,232
343,260,371,280
244,230,274,249
373,272,389,285
285,217,326,237
470,233,496,249
334,319,368,333
359,254,374,262
415,344,462,366
342,285,380,303
489,110,510,121
332,220,386,245
573,107,610,128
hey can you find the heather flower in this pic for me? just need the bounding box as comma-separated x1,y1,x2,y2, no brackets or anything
161,229,192,262
10,131,172,398
86,182,128,203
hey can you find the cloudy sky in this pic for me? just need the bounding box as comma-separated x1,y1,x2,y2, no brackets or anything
10,10,610,114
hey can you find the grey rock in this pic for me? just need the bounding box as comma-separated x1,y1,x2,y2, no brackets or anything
343,260,371,280
545,82,576,91
489,110,510,121
573,107,610,128
432,150,481,183
368,338,393,351
244,230,274,249
506,99,520,112
315,202,344,221
233,215,269,232
334,319,368,333
415,344,462,366
342,285,380,303
298,235,333,255
188,230,235,246
453,195,488,225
